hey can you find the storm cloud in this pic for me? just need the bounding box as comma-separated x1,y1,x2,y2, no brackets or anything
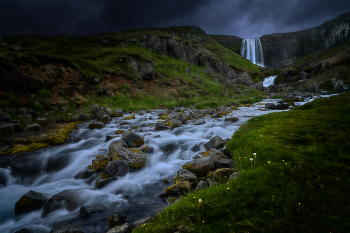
1,0,350,38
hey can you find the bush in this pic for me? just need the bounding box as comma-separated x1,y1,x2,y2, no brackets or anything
122,84,131,91
38,89,52,98
32,101,44,111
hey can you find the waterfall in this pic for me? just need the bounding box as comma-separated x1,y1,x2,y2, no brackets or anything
241,38,264,67
263,75,277,87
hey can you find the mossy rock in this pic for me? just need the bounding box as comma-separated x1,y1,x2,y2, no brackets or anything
123,115,136,120
200,151,210,157
115,129,125,134
88,122,104,129
165,181,191,195
92,156,111,172
211,168,236,183
129,148,142,154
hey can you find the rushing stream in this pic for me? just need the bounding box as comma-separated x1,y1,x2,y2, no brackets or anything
0,96,325,233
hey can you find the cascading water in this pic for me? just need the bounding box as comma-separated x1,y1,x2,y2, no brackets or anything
241,38,264,67
0,97,322,233
263,75,277,87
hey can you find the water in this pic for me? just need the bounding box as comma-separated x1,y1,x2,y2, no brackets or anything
241,38,264,67
263,75,277,87
0,97,320,233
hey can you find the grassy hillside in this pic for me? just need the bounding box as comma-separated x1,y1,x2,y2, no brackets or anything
133,93,350,233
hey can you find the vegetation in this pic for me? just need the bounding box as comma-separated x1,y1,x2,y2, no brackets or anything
133,93,350,233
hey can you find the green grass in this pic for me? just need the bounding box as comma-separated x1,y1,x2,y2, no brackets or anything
133,93,350,233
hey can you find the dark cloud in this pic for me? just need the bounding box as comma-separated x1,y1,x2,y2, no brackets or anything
1,0,350,38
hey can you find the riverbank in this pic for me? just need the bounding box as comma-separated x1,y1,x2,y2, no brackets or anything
133,92,350,233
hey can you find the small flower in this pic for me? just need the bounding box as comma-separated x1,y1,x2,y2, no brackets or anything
198,199,202,203
267,161,271,163
250,158,253,161
253,153,256,156
227,188,230,190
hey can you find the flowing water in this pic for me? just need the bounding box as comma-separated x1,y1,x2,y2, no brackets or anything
241,38,264,67
263,75,277,87
0,97,320,233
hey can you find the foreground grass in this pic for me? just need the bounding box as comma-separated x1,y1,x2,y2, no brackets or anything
133,93,350,233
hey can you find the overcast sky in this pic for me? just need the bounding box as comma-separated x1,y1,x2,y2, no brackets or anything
1,0,350,38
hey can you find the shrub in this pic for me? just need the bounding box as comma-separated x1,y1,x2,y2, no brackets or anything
38,89,52,98
122,84,131,91
32,101,44,111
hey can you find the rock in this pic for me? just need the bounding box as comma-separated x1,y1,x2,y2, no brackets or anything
202,106,213,115
14,123,23,132
217,159,235,169
140,145,155,154
36,117,47,126
224,116,239,122
229,172,240,180
194,180,208,191
190,119,206,125
89,104,100,112
205,148,230,166
109,141,147,169
138,62,156,80
14,228,32,233
206,178,219,187
50,229,84,233
204,136,225,151
15,190,49,214
188,109,202,119
106,223,132,233
61,107,69,112
82,166,94,179
176,113,191,123
122,115,135,120
95,177,115,189
132,216,151,228
320,90,329,95
191,144,200,152
182,157,214,177
165,119,182,130
121,130,144,147
88,121,104,129
92,156,111,172
102,107,113,116
2,114,11,122
96,109,107,118
28,110,38,120
42,189,86,217
211,168,236,183
80,205,106,218
265,103,276,109
154,122,169,130
72,114,91,121
105,135,117,142
114,109,123,117
100,114,111,123
103,160,129,177
0,123,15,136
19,114,32,124
165,181,192,195
24,123,41,131
174,169,198,184
108,214,127,228
276,103,289,110
17,108,28,114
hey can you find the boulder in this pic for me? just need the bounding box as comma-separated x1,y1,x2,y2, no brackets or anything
92,156,111,172
2,114,11,122
72,114,91,121
176,113,191,123
42,189,86,217
15,190,49,214
140,145,155,154
182,157,214,177
122,115,135,120
106,223,132,233
204,136,225,151
276,103,289,110
205,148,230,167
154,122,169,130
24,123,41,131
132,216,151,228
88,122,104,129
89,104,100,112
109,141,147,169
224,116,239,122
108,214,127,228
19,114,32,124
95,177,115,189
189,119,206,125
114,109,123,117
138,62,156,80
265,103,276,109
165,119,182,130
115,129,125,134
217,159,235,169
103,160,129,177
17,108,28,114
174,169,198,184
188,109,202,119
202,106,213,115
0,123,15,136
194,180,208,191
82,166,94,179
96,110,107,118
80,204,106,218
102,107,113,116
36,117,47,126
121,130,144,147
211,168,237,183
165,181,192,195
100,114,111,123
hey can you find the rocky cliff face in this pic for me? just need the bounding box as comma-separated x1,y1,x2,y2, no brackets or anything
260,13,350,68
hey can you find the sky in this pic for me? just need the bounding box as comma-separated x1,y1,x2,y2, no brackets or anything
1,0,350,38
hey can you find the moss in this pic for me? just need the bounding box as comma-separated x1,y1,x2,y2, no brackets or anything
133,125,139,129
3,143,49,154
115,129,125,134
87,165,93,170
169,197,177,203
182,164,192,170
88,122,104,129
133,139,144,147
92,157,110,172
129,148,142,154
101,173,110,179
123,115,136,120
200,151,210,157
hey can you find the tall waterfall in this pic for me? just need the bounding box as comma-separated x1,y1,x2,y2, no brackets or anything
241,38,264,67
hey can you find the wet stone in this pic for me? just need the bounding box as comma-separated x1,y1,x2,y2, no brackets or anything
15,190,49,214
80,205,106,218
